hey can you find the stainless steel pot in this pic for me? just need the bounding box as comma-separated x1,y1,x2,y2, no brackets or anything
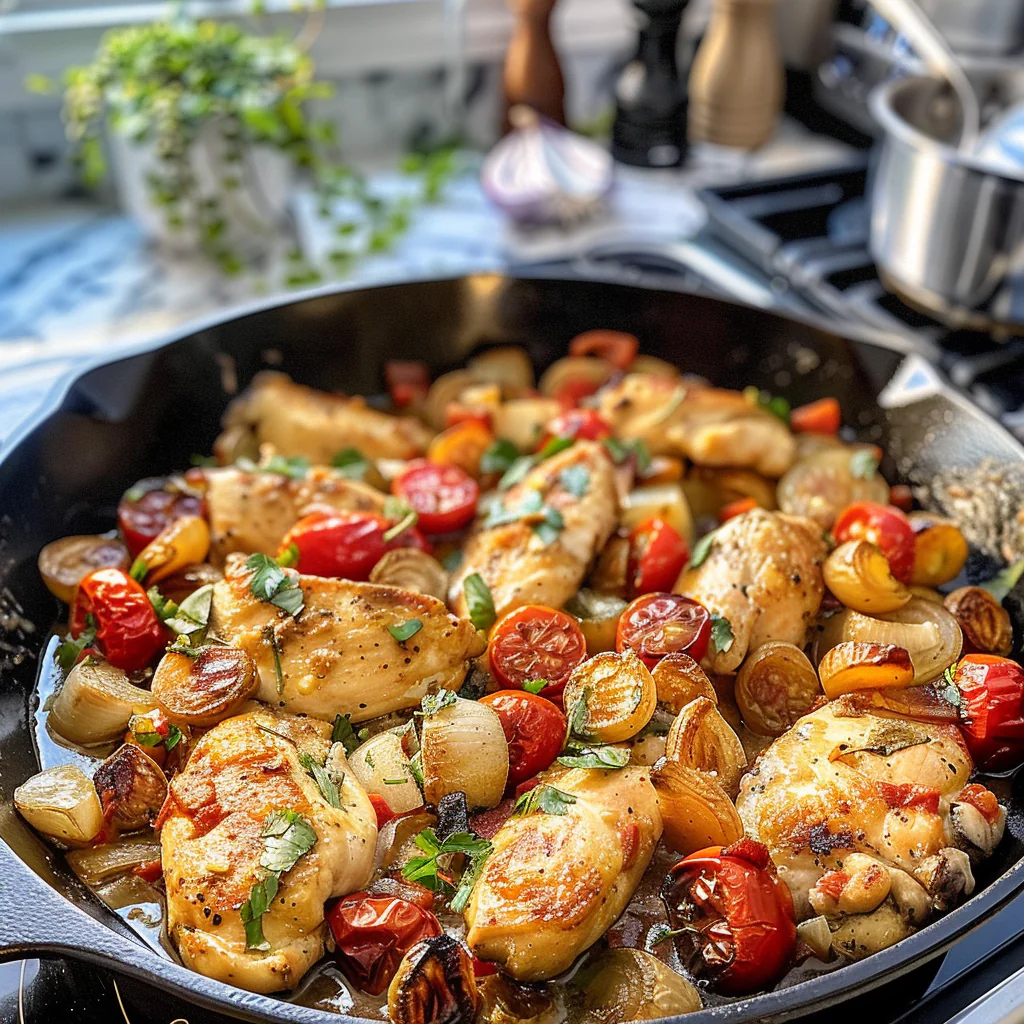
917,0,1024,58
869,74,1024,328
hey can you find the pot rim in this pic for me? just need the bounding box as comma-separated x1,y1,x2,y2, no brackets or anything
869,75,1024,185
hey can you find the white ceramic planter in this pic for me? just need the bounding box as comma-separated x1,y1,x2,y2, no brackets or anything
108,120,295,254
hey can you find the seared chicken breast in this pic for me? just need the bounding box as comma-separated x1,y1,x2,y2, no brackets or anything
675,508,827,673
465,767,662,981
215,372,432,464
205,466,386,562
737,702,1005,957
209,555,485,722
449,442,618,620
596,374,797,478
161,708,376,993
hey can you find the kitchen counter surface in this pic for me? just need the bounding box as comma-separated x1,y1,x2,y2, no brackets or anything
0,119,852,441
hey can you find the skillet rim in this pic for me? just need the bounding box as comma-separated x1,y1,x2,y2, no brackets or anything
1,271,1023,1024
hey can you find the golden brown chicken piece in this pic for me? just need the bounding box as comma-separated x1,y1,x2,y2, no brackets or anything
209,555,485,722
204,465,386,562
596,374,797,478
464,767,662,981
675,508,826,673
161,708,377,993
449,442,618,621
215,372,432,464
737,701,1005,958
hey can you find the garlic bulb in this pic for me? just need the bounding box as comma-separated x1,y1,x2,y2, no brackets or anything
49,659,156,746
420,697,509,810
14,764,104,845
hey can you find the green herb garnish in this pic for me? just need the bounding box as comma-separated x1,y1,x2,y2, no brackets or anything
401,827,493,912
688,530,717,570
710,613,735,654
480,439,520,475
512,784,577,817
162,583,214,640
388,619,423,643
263,626,285,695
332,713,360,755
55,618,97,675
557,745,630,770
559,465,590,499
383,496,419,542
523,679,548,695
298,752,342,808
246,553,305,617
418,689,458,717
237,454,310,480
463,573,496,631
849,449,880,480
332,447,369,480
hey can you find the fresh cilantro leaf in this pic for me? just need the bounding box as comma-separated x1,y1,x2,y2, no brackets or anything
480,439,519,475
298,752,342,808
710,613,735,654
559,465,590,499
981,560,1024,602
275,543,300,569
557,745,631,770
269,586,304,617
513,784,577,817
498,456,535,491
246,553,304,617
533,505,565,546
689,530,717,570
400,827,492,908
240,872,278,950
484,489,543,529
383,496,418,542
164,724,183,752
129,557,148,583
418,689,458,716
388,618,423,643
163,584,213,638
464,573,496,631
523,679,547,694
849,449,880,480
332,714,360,755
55,619,97,675
263,626,285,695
535,436,575,461
332,447,369,480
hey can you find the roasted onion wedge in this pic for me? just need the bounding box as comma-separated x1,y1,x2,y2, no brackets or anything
388,935,480,1024
650,759,743,856
370,549,449,601
152,645,258,727
578,949,701,1021
664,697,747,797
49,659,156,746
734,641,821,737
563,650,657,743
93,743,168,832
651,653,718,714
824,540,911,615
818,641,914,700
38,535,130,603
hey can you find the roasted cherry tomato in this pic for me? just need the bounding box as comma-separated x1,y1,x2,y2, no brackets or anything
539,408,611,448
385,360,430,409
488,605,588,697
954,654,1024,772
833,501,915,584
368,794,397,829
278,510,427,581
789,397,840,435
628,517,690,597
553,376,602,408
616,593,711,668
569,330,639,370
719,497,757,522
661,838,796,995
393,461,479,535
117,478,205,557
327,892,442,995
479,690,567,786
70,568,166,672
889,485,914,513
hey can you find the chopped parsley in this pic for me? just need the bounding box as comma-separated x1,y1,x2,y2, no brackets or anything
602,437,652,472
688,529,718,570
497,436,576,490
54,617,97,675
161,584,214,641
237,454,311,480
388,618,423,643
240,810,317,950
167,634,201,658
463,573,496,631
480,439,519,475
401,827,493,912
849,449,880,480
382,496,419,542
557,745,630,770
710,613,735,654
418,689,458,717
332,714,360,755
484,489,564,545
298,752,342,808
566,687,592,741
532,505,565,546
133,722,183,752
744,386,790,424
512,784,577,817
332,447,370,480
246,553,305,617
442,549,463,573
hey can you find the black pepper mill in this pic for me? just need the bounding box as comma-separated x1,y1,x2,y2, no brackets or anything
611,0,690,167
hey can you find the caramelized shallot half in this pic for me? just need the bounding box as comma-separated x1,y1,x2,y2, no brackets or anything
370,549,449,602
824,540,911,615
649,759,743,856
664,697,747,797
562,650,657,743
93,743,168,832
152,645,258,727
734,642,821,737
38,535,130,603
351,732,425,816
388,934,480,1024
577,948,701,1021
944,586,1013,656
818,642,914,700
49,659,157,746
651,653,718,714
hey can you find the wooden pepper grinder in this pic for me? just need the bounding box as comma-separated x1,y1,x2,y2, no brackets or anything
688,0,784,150
502,0,565,133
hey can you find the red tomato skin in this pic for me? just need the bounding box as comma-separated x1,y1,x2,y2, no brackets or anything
662,840,796,995
393,461,479,535
569,330,639,370
833,502,915,584
479,691,567,786
616,593,711,668
327,893,442,995
385,360,430,409
955,655,1024,771
789,397,841,435
628,517,690,597
553,377,601,409
488,606,588,698
118,481,205,557
279,511,428,581
368,794,396,828
132,858,163,882
540,409,611,447
71,568,166,672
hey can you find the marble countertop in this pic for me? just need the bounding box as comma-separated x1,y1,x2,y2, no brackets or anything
0,120,852,442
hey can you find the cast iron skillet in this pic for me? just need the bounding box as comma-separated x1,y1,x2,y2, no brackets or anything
1,274,1024,1024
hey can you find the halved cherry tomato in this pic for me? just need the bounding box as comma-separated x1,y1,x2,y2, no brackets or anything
789,397,841,435
488,605,587,697
385,360,430,409
70,568,166,672
719,497,757,522
661,838,796,995
479,690,567,786
616,593,711,668
569,330,639,370
553,377,602,409
393,461,479,535
539,408,611,449
427,420,494,477
117,478,205,557
833,501,915,584
278,510,428,581
368,794,397,829
954,654,1024,772
327,892,442,995
628,518,690,597
889,485,914,513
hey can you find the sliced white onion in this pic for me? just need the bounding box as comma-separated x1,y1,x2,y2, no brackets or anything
349,732,424,814
66,836,162,885
15,765,103,845
420,697,509,810
49,660,156,746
